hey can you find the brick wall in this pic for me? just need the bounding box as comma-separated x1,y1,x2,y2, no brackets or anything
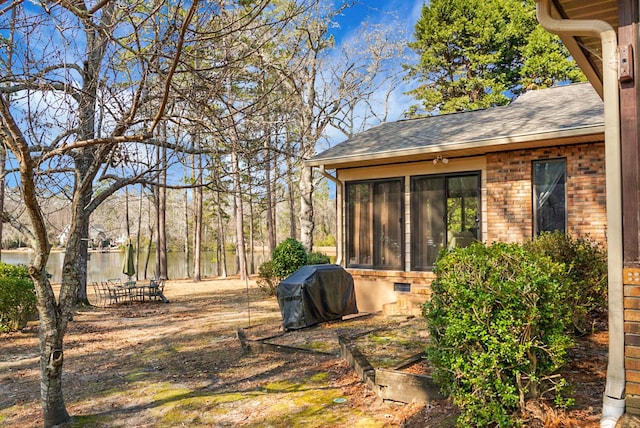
342,141,608,318
346,268,435,313
626,274,640,414
486,142,607,247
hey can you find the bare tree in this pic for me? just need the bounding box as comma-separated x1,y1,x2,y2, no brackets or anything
272,3,409,250
0,2,405,423
170,1,310,278
193,151,203,281
0,1,198,424
156,123,169,280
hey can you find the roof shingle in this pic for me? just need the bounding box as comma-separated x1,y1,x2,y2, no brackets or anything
309,83,603,167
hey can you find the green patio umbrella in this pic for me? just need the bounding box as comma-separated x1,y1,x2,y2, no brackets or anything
122,239,136,279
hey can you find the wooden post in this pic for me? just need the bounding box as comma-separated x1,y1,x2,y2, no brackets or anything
619,0,640,415
619,0,640,263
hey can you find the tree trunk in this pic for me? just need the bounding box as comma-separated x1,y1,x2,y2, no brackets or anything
248,174,255,275
248,201,255,275
39,326,69,427
36,274,70,428
231,150,248,280
287,155,297,240
154,186,160,278
125,186,131,237
69,0,118,307
72,204,90,305
299,164,314,252
15,145,73,426
184,187,190,275
13,144,70,426
32,238,71,427
216,173,227,278
264,137,276,255
38,3,117,423
193,153,203,281
156,127,168,280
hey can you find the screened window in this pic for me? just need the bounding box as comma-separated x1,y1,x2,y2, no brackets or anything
346,179,403,270
411,173,480,270
533,159,566,234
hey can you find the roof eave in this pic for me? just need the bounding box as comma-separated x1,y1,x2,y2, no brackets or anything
306,125,604,169
558,33,604,98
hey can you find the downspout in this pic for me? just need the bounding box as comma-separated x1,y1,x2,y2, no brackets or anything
317,165,343,265
535,1,625,426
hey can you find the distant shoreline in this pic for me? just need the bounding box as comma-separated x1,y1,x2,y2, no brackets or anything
1,246,337,255
2,248,94,253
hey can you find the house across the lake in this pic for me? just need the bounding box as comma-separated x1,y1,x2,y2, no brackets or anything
307,83,605,314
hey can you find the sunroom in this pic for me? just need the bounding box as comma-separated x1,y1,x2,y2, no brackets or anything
307,83,606,313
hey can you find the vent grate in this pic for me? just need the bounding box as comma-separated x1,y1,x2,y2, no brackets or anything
394,282,411,293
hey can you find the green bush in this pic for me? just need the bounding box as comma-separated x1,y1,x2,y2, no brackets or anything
258,243,331,296
306,251,331,265
256,260,278,296
424,242,575,427
271,238,308,279
0,262,30,280
0,263,37,332
526,231,607,333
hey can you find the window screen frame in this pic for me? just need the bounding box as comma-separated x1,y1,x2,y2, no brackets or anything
532,158,567,236
345,177,405,270
410,171,481,271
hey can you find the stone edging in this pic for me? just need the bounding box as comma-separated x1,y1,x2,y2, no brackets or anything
236,327,444,404
338,335,444,404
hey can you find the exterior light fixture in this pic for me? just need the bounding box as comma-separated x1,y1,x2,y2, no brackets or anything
433,155,449,165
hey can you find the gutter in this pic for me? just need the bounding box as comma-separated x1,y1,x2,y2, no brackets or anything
535,1,625,426
316,165,343,266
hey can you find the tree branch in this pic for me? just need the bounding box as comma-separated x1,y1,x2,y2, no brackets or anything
0,210,35,243
0,0,23,18
39,134,152,162
148,0,199,134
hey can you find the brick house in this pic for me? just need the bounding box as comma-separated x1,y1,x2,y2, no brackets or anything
310,0,640,421
307,83,605,314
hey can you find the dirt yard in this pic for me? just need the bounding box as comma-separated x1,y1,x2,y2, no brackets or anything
0,277,614,427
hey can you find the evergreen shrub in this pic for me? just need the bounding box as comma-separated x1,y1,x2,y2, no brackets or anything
257,240,331,296
270,238,308,279
424,242,575,427
306,251,331,265
0,262,37,332
256,260,278,296
526,231,607,333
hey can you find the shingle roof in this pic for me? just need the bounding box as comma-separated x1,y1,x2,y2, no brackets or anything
308,83,604,167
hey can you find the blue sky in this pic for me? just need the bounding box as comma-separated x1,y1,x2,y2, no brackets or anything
339,1,424,123
1,1,426,188
317,1,424,149
333,0,424,44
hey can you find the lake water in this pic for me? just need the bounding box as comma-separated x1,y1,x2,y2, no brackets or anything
0,250,267,283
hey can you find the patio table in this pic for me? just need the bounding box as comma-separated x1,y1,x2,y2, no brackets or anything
102,279,169,304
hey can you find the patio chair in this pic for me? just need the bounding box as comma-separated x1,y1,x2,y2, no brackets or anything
148,279,168,302
103,281,124,305
90,281,105,307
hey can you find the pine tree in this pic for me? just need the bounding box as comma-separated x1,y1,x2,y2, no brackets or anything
406,0,585,116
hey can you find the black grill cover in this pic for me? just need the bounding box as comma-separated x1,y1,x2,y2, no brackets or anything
276,264,358,330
